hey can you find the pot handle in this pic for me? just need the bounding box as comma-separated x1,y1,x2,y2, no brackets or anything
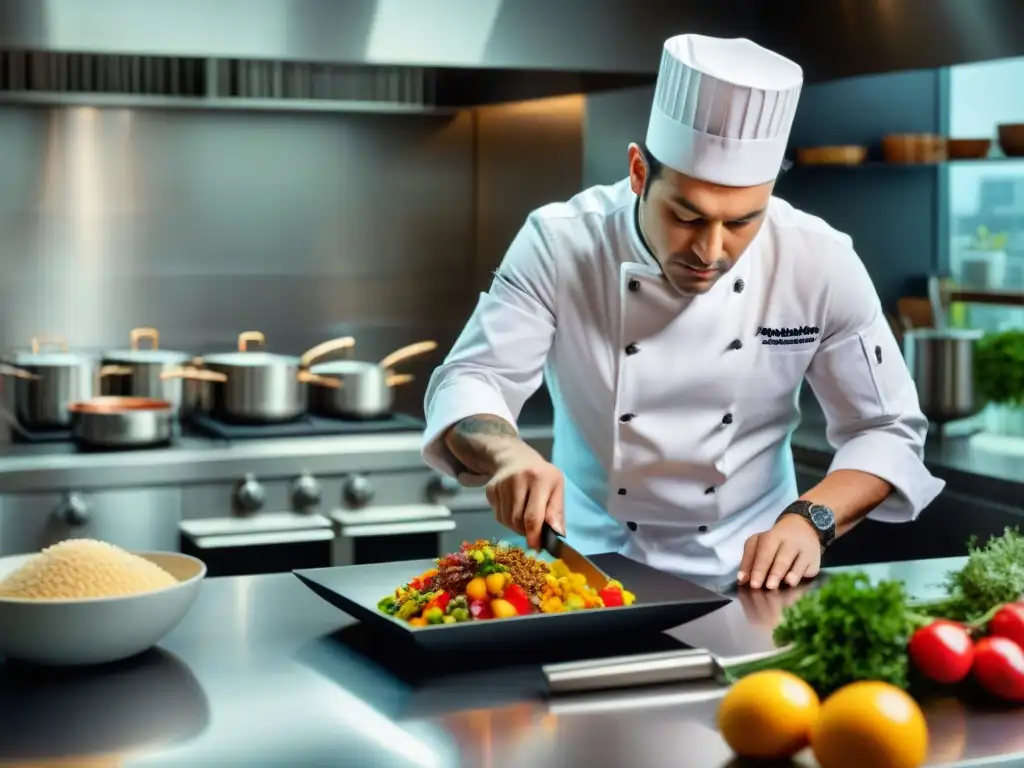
386,373,414,388
378,340,438,370
238,331,266,352
297,371,342,389
30,336,68,354
99,365,133,378
130,327,160,350
161,367,229,383
0,363,39,381
299,336,356,368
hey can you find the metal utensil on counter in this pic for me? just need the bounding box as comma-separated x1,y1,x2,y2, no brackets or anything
543,646,784,696
903,328,985,426
101,327,195,415
927,275,948,331
539,522,610,591
308,339,437,419
160,332,351,423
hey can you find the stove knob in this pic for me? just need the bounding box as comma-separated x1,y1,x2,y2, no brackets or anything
342,474,375,507
291,472,321,512
54,493,90,526
428,474,461,501
234,474,266,514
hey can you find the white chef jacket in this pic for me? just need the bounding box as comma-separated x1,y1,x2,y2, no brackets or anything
421,178,945,577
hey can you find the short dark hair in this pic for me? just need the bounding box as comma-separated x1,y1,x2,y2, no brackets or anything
637,142,663,200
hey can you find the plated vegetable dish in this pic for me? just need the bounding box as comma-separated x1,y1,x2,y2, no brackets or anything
377,540,635,626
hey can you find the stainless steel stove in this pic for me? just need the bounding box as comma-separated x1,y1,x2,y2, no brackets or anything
0,416,553,576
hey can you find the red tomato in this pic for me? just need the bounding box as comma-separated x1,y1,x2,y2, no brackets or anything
908,620,975,684
974,636,1024,702
989,604,1024,648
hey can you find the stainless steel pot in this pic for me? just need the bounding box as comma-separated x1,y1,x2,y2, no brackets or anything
68,396,174,449
101,327,196,414
162,332,351,423
3,337,96,430
903,328,986,424
309,340,437,419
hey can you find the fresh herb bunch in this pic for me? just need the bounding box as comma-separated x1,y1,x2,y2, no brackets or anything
726,572,930,696
974,330,1024,407
928,527,1024,623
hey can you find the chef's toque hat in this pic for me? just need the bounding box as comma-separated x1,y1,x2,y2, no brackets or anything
645,34,803,187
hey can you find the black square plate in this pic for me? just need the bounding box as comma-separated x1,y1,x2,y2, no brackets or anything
293,553,731,652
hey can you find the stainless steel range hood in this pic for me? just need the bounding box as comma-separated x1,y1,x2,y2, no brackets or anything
0,0,1021,113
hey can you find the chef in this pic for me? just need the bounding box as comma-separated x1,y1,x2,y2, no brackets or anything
420,34,945,590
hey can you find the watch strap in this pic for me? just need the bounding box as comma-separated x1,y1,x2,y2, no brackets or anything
776,500,836,553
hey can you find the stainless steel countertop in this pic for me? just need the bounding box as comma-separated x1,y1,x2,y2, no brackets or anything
3,557,1021,767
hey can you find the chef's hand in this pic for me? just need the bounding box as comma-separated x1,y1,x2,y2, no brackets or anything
485,444,565,551
737,514,821,590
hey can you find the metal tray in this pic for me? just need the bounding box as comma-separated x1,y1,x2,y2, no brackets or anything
293,553,731,652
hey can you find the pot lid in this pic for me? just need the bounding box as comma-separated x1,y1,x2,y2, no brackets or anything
309,360,378,375
104,349,194,364
202,351,300,367
7,350,92,366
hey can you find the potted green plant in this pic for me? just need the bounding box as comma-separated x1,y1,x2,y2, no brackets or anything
958,226,1009,289
975,330,1024,436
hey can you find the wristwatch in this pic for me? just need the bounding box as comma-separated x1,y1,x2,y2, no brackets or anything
777,500,836,553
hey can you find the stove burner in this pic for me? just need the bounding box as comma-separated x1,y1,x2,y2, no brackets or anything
10,425,73,444
187,412,425,440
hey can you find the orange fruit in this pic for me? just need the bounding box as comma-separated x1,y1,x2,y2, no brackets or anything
717,670,820,759
811,681,928,768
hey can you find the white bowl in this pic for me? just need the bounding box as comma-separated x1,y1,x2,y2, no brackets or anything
0,551,206,666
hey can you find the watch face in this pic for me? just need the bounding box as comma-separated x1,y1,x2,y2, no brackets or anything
809,505,834,530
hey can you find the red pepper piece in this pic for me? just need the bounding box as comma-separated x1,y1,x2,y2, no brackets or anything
428,591,452,613
469,599,493,620
408,577,423,591
503,583,532,615
599,587,624,608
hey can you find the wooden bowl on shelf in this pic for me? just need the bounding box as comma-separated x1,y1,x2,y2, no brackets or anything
796,145,868,166
882,133,947,164
997,124,1024,157
947,138,991,160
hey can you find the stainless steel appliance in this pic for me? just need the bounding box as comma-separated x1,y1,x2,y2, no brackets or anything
0,421,553,575
903,328,985,424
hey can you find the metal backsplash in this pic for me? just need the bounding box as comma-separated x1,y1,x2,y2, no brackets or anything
0,96,585,417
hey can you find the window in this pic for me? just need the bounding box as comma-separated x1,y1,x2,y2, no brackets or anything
945,57,1024,332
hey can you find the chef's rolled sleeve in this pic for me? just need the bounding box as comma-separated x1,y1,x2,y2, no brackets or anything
421,216,559,477
806,242,945,522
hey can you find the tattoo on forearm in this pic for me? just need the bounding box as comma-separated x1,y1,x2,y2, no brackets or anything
445,415,518,476
453,415,517,438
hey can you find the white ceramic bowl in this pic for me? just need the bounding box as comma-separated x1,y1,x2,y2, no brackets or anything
0,551,206,666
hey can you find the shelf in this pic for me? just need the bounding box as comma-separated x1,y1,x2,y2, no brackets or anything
793,158,1024,169
0,91,458,116
949,289,1024,307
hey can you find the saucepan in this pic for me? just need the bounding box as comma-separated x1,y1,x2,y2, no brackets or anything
1,338,136,431
68,395,175,450
101,327,197,415
161,332,352,423
308,340,438,419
